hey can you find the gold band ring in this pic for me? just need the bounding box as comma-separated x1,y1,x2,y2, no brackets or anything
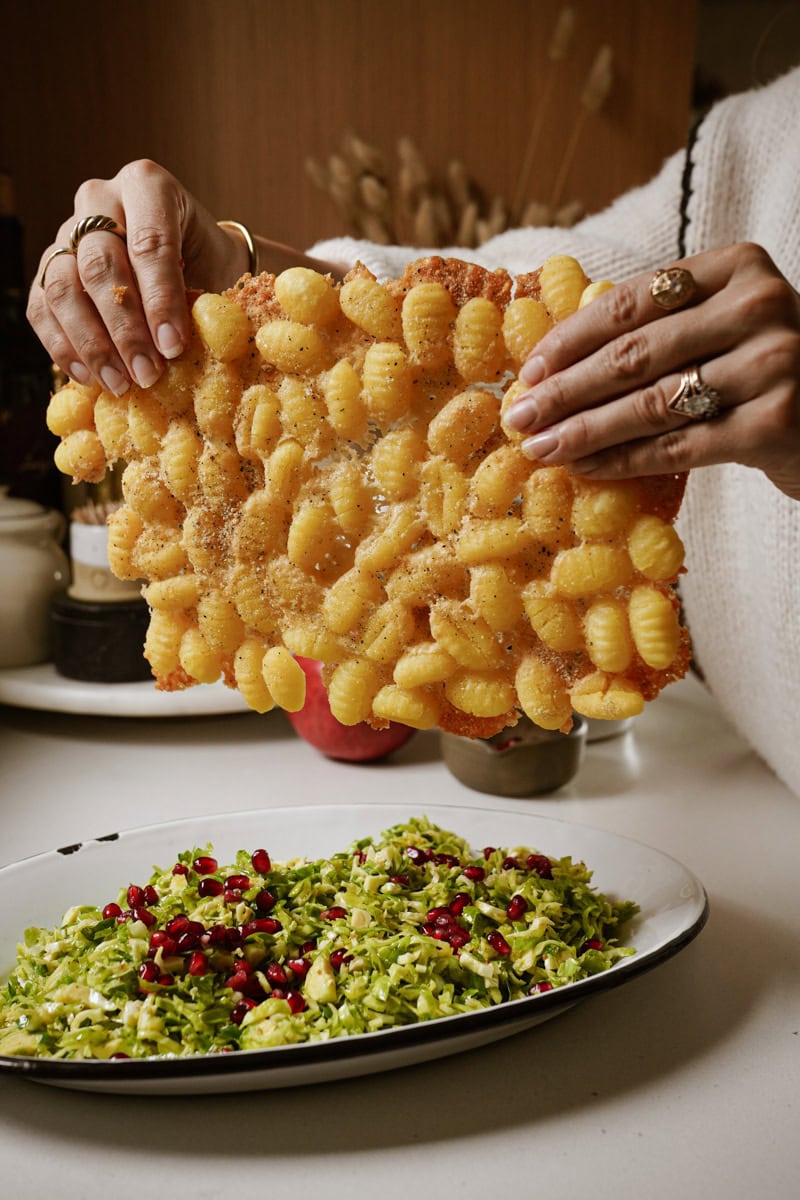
68,214,127,252
38,246,75,289
668,365,722,421
217,219,260,275
650,266,697,311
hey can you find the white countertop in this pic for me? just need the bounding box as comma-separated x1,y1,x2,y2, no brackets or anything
0,672,797,1198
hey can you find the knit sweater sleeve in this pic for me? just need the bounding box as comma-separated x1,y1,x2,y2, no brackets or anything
308,149,686,284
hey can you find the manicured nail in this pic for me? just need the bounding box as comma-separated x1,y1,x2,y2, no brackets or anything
132,354,160,388
520,354,546,386
69,361,91,385
504,396,538,432
522,430,559,460
100,365,130,396
156,322,183,359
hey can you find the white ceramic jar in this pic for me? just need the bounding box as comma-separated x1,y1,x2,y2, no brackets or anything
0,486,69,668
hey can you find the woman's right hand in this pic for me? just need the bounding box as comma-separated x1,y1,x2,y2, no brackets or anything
26,159,250,396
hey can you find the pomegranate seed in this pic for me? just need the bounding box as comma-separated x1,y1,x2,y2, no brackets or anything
286,957,310,978
464,865,485,882
116,910,132,923
433,853,460,867
487,930,511,956
531,980,554,994
204,925,228,946
172,862,189,876
223,927,243,949
502,856,520,870
165,915,191,936
157,974,174,986
233,959,254,975
320,906,347,921
579,938,604,954
421,922,438,938
482,846,496,860
433,914,456,930
449,892,471,915
525,853,553,878
127,885,145,908
271,987,287,999
224,888,243,905
102,902,122,920
354,850,367,864
507,895,528,921
406,846,430,866
448,929,470,949
266,962,288,986
426,906,452,921
149,931,177,955
389,874,410,886
138,961,160,983
225,874,250,891
254,889,276,912
225,971,249,990
142,885,159,906
329,948,351,970
198,877,224,898
251,849,271,875
110,1053,131,1059
230,998,257,1024
133,907,157,928
286,990,306,1014
187,951,207,976
241,918,282,936
175,923,205,952
300,940,316,955
192,855,218,875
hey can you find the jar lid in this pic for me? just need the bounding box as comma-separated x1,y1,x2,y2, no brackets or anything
0,484,47,522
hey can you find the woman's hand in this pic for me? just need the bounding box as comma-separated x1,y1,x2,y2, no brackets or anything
504,243,800,501
27,159,250,395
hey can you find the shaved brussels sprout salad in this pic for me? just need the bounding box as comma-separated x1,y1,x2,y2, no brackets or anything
0,817,638,1060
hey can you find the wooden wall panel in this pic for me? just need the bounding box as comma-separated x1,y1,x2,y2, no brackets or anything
1,0,695,281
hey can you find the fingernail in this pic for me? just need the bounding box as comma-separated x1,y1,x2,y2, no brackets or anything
100,365,130,397
504,396,538,432
522,430,559,460
132,354,160,389
520,354,546,386
156,322,183,359
69,361,91,385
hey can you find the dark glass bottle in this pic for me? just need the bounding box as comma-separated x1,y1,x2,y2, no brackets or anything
0,172,62,508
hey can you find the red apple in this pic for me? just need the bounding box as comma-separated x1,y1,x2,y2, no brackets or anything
286,657,416,762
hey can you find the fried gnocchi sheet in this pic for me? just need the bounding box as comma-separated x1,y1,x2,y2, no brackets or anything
47,254,690,737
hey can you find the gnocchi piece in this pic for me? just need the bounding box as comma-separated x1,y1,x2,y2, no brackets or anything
538,255,589,321
502,297,553,364
255,320,326,374
275,267,340,325
328,659,384,725
628,585,681,668
46,385,95,438
192,293,251,362
402,282,457,369
628,515,685,581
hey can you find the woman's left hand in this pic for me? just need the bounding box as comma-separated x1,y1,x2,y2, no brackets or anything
504,242,800,501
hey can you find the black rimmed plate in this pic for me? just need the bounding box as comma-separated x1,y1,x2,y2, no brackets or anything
0,803,708,1094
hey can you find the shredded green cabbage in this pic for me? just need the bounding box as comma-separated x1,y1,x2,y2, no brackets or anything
0,817,638,1060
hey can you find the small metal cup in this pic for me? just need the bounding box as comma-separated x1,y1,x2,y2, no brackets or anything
441,715,587,797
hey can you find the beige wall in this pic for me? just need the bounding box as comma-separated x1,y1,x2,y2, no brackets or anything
2,0,696,281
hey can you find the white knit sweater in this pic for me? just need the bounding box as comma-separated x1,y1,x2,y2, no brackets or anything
310,66,800,795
